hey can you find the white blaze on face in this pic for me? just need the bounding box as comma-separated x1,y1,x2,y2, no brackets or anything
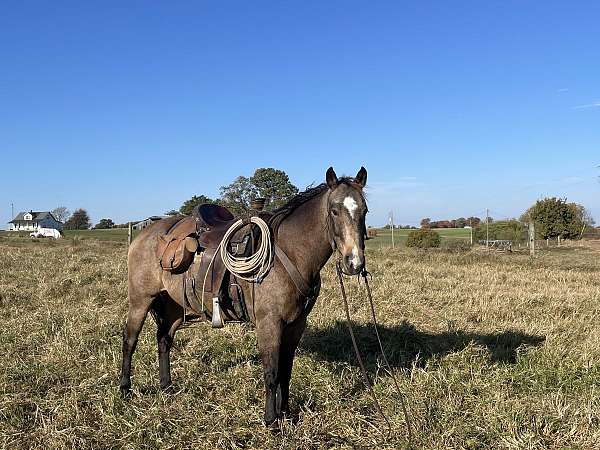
351,246,361,268
343,196,358,219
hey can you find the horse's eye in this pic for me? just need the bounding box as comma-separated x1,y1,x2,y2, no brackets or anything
331,209,339,217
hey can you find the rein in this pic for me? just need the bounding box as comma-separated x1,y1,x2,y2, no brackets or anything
335,261,414,444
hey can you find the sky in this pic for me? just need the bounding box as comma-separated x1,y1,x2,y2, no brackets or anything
1,1,598,228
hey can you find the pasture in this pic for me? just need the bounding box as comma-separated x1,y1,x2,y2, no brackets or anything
367,227,471,249
0,237,599,449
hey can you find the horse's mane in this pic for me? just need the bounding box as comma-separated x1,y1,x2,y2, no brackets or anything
268,177,359,234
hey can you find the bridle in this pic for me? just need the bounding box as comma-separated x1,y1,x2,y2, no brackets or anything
328,188,414,445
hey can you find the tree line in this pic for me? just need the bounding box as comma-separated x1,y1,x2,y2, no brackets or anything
420,217,483,228
53,167,299,230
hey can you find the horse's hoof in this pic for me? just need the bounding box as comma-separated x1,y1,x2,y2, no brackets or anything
120,387,133,399
264,416,281,432
160,383,175,394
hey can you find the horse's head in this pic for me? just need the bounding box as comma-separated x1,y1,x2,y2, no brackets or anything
325,166,368,275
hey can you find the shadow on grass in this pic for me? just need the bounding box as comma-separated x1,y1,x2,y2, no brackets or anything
301,320,545,370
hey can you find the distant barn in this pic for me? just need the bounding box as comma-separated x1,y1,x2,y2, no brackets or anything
133,216,165,231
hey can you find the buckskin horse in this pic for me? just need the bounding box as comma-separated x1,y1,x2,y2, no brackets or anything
120,166,368,425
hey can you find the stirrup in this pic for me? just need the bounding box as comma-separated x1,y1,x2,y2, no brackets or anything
211,297,224,328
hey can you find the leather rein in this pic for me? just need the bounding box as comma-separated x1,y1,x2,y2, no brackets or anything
274,193,413,443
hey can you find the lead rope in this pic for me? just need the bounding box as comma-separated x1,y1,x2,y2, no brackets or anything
336,261,414,446
361,269,414,445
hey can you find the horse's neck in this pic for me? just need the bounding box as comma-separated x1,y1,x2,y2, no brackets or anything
276,191,332,282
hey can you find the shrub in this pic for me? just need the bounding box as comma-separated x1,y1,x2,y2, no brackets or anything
473,220,526,244
406,229,441,248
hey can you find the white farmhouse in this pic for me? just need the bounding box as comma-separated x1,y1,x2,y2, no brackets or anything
8,211,63,232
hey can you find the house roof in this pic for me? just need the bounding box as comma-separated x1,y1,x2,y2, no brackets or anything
134,216,165,226
9,211,60,224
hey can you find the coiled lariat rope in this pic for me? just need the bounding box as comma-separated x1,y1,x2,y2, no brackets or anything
201,217,273,312
335,261,414,446
219,217,273,281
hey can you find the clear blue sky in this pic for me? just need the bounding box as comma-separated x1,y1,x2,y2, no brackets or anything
1,1,598,228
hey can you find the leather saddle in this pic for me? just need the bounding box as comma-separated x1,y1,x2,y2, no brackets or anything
156,204,258,321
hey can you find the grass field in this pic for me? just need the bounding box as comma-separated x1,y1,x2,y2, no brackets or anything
1,237,599,449
1,227,469,248
367,227,471,249
0,229,140,242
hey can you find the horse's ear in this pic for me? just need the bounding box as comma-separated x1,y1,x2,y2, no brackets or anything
355,166,367,188
326,167,338,189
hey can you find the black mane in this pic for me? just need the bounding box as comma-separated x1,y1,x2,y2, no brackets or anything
268,177,360,233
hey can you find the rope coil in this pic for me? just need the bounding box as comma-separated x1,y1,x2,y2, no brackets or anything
219,217,273,282
201,217,274,311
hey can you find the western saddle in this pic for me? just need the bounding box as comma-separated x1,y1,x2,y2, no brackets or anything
156,204,259,325
156,202,320,327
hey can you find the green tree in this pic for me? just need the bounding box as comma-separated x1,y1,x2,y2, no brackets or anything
94,218,115,229
522,197,589,240
64,208,91,230
179,195,215,215
250,168,298,210
219,176,258,216
164,210,180,216
455,217,467,228
420,218,431,228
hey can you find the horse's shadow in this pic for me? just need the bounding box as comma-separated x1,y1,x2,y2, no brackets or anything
301,320,545,371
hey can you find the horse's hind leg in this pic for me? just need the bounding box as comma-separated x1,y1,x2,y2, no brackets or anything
150,294,183,390
120,294,154,397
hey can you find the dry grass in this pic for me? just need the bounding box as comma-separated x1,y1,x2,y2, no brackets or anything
0,237,599,449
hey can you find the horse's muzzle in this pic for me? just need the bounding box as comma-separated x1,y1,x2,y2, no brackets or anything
342,253,364,276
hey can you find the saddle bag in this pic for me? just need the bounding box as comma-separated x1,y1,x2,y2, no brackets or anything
158,236,198,273
157,217,201,273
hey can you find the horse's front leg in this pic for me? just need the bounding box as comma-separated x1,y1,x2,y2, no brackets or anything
278,315,307,415
256,314,283,426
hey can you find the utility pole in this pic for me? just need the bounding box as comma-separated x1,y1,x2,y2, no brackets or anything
469,218,473,245
389,211,395,248
128,221,132,247
11,202,14,220
486,208,490,249
529,222,535,257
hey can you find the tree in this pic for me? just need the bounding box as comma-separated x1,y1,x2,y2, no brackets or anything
455,217,467,228
522,197,589,240
164,210,180,216
420,218,431,228
51,206,70,223
250,168,298,210
467,217,481,227
219,176,258,216
64,208,91,230
94,218,115,229
179,195,215,216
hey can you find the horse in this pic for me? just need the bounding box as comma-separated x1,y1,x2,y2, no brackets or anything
120,166,369,425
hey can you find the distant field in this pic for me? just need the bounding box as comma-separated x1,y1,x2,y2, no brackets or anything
0,229,138,242
63,228,139,241
1,227,470,247
367,227,471,249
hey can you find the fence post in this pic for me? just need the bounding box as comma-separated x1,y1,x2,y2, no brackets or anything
529,222,535,257
128,222,132,247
